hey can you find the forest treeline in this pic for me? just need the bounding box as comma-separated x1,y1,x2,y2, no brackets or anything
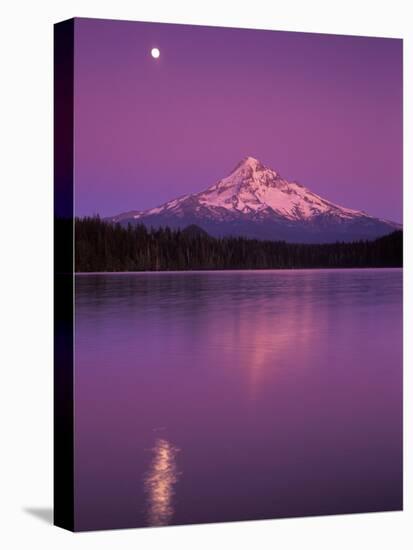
73,217,402,272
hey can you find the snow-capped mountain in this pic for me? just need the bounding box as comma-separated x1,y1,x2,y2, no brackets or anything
108,157,401,243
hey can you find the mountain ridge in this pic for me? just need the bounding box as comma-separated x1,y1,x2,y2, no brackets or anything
107,157,401,243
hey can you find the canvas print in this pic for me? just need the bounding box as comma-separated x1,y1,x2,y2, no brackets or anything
54,17,403,531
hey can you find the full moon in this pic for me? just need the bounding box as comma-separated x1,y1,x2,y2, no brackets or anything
151,48,160,59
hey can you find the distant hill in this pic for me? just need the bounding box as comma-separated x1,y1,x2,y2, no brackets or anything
181,224,210,238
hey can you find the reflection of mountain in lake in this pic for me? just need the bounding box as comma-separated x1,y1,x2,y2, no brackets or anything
74,270,402,529
144,438,180,527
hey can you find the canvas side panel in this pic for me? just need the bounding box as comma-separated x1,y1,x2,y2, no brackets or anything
54,18,75,532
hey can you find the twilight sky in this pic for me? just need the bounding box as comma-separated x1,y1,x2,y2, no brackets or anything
74,18,402,222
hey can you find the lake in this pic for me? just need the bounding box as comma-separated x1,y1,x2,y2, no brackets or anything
74,269,402,531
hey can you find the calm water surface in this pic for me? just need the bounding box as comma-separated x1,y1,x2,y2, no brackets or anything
74,269,402,530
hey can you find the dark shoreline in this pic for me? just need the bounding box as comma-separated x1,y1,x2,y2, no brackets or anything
75,266,403,274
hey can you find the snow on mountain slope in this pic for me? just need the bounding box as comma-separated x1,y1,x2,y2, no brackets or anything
190,156,363,220
108,157,401,243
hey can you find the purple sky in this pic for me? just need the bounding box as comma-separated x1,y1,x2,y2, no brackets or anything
74,18,402,222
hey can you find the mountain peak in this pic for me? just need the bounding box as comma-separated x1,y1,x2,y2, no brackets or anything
233,156,266,173
243,156,263,166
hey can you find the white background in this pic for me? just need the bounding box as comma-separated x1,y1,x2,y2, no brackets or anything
0,0,411,548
